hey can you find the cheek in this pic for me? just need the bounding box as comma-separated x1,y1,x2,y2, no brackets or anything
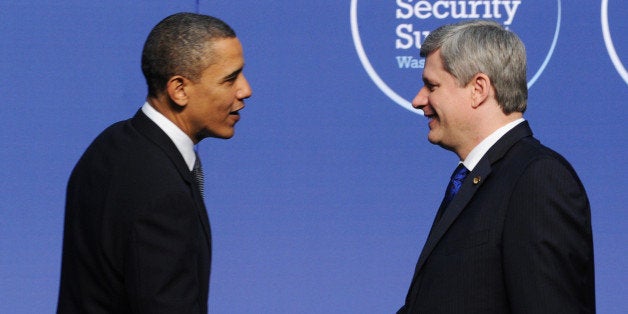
215,91,235,107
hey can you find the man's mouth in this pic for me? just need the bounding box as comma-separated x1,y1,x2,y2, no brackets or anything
425,113,438,128
230,104,245,115
229,107,243,115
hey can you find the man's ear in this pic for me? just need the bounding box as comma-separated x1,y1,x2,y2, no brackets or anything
166,76,188,107
471,73,491,108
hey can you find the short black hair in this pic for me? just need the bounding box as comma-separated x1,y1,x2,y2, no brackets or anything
141,12,236,97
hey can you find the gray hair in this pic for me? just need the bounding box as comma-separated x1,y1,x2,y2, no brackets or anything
141,12,236,97
421,20,527,113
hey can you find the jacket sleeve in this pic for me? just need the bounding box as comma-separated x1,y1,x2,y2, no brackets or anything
502,157,595,313
125,190,205,314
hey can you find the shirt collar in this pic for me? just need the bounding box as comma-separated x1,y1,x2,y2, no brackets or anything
462,118,525,171
141,102,197,171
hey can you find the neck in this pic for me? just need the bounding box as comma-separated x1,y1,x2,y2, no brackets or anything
454,110,523,160
147,96,197,143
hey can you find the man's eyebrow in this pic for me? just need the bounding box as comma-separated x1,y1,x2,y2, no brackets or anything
221,67,244,83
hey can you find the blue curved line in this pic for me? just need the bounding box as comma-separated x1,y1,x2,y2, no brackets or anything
350,0,417,113
352,0,561,112
528,0,561,88
601,0,628,85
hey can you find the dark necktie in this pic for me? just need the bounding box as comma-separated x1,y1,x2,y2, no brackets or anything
435,163,469,222
192,152,205,198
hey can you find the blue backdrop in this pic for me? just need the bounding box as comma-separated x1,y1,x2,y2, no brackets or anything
1,1,626,313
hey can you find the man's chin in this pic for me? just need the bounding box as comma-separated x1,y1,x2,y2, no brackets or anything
427,132,439,145
215,131,235,140
197,129,235,141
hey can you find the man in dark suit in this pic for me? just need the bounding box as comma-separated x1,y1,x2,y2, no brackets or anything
57,13,252,313
398,20,595,313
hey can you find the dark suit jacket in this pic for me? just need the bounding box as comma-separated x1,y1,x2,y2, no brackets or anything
398,122,595,313
58,110,211,313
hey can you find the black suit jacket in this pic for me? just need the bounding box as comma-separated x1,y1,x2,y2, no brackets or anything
58,110,211,313
399,122,595,313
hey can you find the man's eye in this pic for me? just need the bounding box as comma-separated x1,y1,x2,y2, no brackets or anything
223,73,240,84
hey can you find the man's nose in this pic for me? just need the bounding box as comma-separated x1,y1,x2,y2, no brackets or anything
237,74,252,99
411,86,428,109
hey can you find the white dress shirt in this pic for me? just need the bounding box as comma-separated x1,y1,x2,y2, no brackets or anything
462,118,525,171
141,102,197,171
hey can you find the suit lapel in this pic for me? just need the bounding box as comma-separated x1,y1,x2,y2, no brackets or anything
130,110,212,247
409,121,534,286
414,163,491,270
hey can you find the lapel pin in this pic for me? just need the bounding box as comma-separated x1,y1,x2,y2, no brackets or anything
473,176,481,184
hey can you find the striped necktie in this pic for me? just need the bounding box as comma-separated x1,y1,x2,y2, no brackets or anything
435,163,469,223
443,163,469,208
192,152,204,198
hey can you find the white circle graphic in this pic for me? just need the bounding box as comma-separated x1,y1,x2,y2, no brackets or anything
601,0,628,85
350,0,412,112
351,0,562,114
